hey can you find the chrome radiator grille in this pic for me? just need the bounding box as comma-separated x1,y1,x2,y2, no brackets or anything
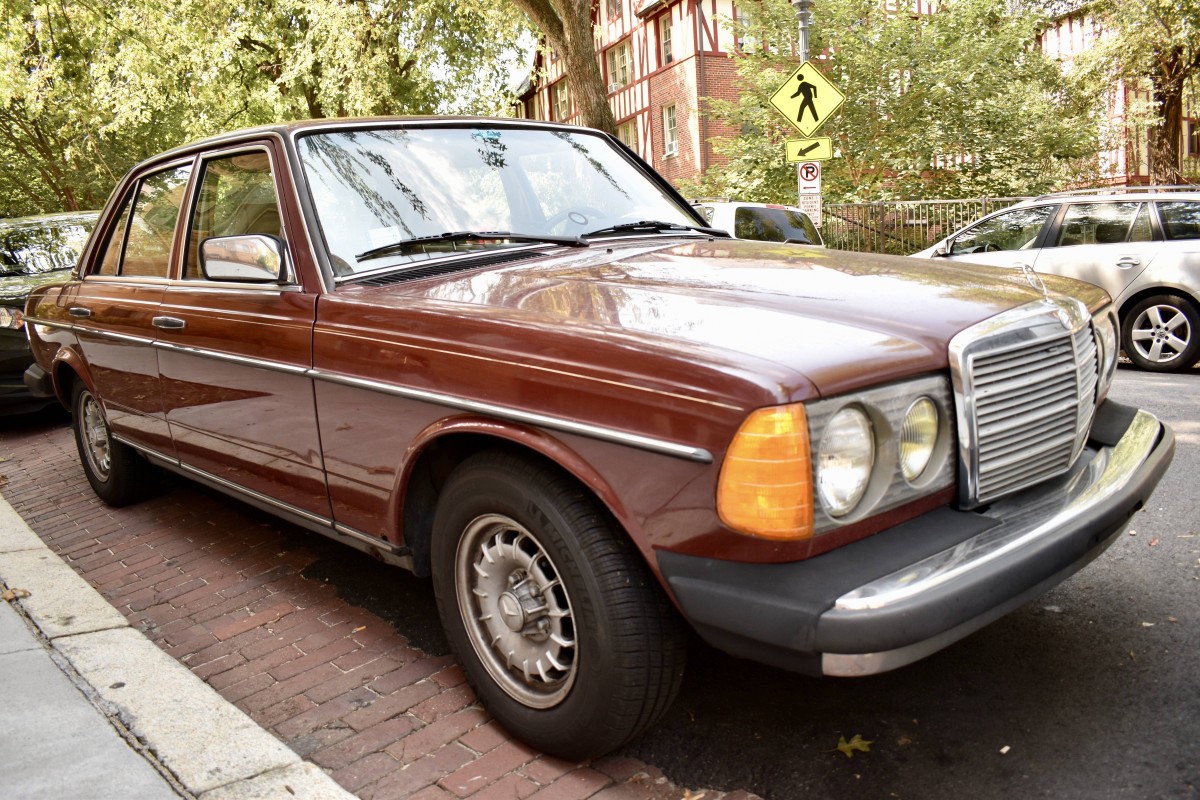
951,300,1100,507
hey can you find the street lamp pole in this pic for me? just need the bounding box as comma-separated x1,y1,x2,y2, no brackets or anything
791,0,814,206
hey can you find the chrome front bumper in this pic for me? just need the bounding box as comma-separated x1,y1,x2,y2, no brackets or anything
658,401,1174,678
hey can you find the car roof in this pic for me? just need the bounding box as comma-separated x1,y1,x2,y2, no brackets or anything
1031,186,1200,203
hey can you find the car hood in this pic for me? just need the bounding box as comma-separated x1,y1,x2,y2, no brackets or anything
342,237,1102,399
0,269,72,305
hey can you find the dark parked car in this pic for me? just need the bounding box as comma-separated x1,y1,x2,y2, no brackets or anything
24,118,1174,758
913,187,1200,372
0,211,97,413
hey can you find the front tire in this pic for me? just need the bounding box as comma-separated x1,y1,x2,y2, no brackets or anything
1122,293,1200,372
71,382,156,506
431,451,686,759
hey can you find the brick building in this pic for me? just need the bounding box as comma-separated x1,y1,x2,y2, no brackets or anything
514,0,748,187
514,1,1199,190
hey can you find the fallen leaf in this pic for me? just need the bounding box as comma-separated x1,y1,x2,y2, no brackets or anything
1000,745,1011,755
836,734,873,758
352,626,366,633
1168,616,1178,623
1142,622,1156,627
1149,538,1160,547
2,587,31,602
1128,530,1138,536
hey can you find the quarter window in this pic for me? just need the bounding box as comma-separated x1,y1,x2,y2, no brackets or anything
96,165,192,278
949,205,1054,255
1054,202,1140,247
186,151,282,279
1158,202,1200,240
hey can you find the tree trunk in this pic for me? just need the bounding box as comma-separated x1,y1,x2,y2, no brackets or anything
1147,47,1184,185
559,1,616,134
508,0,616,135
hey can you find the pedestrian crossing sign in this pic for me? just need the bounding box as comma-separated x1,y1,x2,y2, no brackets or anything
769,61,845,137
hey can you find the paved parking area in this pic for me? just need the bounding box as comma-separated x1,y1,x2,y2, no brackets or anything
0,416,749,800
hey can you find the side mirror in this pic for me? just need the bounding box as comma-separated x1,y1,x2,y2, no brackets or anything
200,235,288,283
932,242,951,258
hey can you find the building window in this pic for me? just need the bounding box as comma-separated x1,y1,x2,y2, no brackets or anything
737,5,759,52
617,119,638,151
607,0,621,18
606,41,631,91
1189,120,1200,158
552,81,571,122
663,104,678,157
659,13,674,66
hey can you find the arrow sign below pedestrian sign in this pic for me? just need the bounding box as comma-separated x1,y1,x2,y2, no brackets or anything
786,137,833,162
769,61,845,137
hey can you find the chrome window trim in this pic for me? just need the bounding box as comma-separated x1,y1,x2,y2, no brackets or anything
310,369,714,464
163,279,303,294
81,275,171,287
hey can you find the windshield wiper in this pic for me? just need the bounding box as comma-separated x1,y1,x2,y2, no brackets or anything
356,230,587,263
582,220,729,240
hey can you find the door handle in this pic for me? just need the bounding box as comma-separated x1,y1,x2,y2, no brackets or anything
68,307,91,318
152,316,187,330
1116,257,1140,269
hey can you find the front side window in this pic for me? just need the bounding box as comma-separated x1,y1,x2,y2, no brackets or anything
950,205,1054,255
1158,201,1200,240
95,165,192,278
1054,202,1141,247
663,105,678,156
185,151,282,278
297,126,696,275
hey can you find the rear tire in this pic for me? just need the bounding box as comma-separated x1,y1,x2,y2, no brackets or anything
431,451,686,759
1122,293,1200,372
71,382,156,506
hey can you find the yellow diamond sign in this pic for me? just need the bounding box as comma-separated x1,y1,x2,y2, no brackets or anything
769,61,845,137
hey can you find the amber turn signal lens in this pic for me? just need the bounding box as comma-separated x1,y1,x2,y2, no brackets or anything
717,403,814,540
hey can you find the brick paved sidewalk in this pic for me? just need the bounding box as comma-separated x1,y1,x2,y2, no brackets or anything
0,416,754,800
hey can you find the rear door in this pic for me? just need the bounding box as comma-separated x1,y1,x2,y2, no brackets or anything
68,163,192,452
156,144,330,519
1029,201,1156,301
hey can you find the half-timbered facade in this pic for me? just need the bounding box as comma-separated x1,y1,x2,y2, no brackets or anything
515,0,748,186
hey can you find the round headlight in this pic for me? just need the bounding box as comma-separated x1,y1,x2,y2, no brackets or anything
817,407,874,517
900,397,939,482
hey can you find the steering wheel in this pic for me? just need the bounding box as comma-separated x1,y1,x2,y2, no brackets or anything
545,206,606,231
977,242,998,253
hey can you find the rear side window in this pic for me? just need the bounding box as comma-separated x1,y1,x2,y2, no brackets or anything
1157,202,1200,240
93,165,192,278
733,207,819,244
1054,202,1141,247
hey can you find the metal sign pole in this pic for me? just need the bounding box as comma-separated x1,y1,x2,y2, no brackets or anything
792,0,813,207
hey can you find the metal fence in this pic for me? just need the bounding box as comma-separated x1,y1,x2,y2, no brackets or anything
822,197,1028,255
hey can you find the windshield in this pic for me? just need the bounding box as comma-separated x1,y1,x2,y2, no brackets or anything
0,215,95,277
296,126,697,275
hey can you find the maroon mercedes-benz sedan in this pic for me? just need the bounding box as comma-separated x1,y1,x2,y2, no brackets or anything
23,118,1174,758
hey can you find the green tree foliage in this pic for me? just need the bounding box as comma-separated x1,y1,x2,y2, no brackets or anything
1070,0,1200,183
685,0,1100,202
0,0,530,216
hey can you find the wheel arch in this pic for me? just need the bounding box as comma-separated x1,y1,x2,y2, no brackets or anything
50,348,95,409
396,417,637,579
1117,284,1200,328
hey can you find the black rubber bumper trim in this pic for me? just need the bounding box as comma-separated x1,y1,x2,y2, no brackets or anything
657,399,1175,675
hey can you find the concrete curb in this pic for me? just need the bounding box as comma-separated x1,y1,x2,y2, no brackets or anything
0,495,356,800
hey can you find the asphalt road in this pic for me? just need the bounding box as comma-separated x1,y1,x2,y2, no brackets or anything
619,362,1200,800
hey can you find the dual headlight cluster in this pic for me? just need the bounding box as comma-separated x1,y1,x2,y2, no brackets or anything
717,375,955,541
